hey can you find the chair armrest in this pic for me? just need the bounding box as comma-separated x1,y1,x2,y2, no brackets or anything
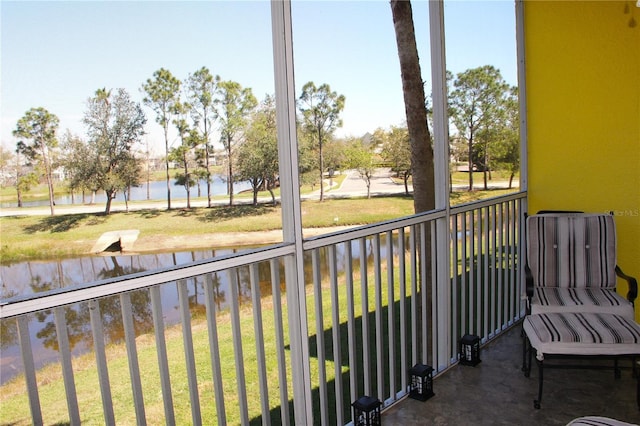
525,264,534,298
616,265,638,305
525,264,534,314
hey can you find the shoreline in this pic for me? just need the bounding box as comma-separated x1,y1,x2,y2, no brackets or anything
129,225,357,254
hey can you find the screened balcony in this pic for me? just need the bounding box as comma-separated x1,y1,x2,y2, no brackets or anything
0,192,526,425
2,0,638,425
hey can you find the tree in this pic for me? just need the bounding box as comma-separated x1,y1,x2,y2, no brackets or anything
13,107,60,215
170,102,198,209
236,95,279,206
378,126,412,195
0,146,13,188
13,148,39,208
186,67,218,207
491,86,520,188
142,68,181,209
390,1,434,214
449,65,510,190
344,138,376,199
323,138,346,189
298,82,345,202
215,79,257,206
83,88,146,214
59,131,96,203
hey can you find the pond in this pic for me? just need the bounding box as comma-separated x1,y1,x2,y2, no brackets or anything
0,235,398,384
0,175,253,208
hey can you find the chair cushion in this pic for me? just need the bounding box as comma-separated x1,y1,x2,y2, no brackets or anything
523,312,640,361
527,214,617,288
567,416,639,426
531,287,635,319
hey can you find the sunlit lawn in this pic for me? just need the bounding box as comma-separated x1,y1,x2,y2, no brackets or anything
0,249,412,425
0,185,517,265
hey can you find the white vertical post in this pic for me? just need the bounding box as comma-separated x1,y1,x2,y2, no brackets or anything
17,315,42,425
515,0,529,319
204,273,227,424
89,300,116,425
270,1,313,424
121,292,146,425
429,0,452,371
250,264,271,425
54,307,80,425
149,287,174,424
516,0,528,194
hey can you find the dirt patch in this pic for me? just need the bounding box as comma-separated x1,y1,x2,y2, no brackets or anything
129,226,356,253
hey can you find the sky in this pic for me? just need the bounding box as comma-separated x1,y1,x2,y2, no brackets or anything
0,0,517,155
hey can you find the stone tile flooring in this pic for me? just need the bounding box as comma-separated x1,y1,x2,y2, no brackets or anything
382,324,640,425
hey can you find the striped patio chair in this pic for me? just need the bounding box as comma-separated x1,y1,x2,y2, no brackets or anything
525,212,637,320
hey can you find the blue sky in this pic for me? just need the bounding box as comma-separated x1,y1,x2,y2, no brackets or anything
1,0,517,154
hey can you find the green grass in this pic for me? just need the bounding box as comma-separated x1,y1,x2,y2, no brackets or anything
0,188,517,265
0,248,417,425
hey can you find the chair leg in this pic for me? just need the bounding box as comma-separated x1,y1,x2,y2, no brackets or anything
523,335,532,377
534,358,543,409
521,325,527,373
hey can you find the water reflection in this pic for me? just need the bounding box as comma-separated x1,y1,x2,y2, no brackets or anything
0,233,402,384
0,175,253,208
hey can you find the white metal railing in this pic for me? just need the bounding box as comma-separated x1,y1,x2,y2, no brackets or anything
0,192,526,425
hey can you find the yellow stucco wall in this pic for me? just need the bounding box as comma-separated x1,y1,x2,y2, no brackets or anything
524,0,640,316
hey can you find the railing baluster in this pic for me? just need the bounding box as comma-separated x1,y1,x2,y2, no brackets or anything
270,259,290,424
204,272,226,425
420,222,428,364
250,263,270,425
373,234,384,402
461,212,468,337
469,211,476,335
17,314,42,425
344,242,358,408
359,237,371,396
178,279,201,425
451,215,459,360
489,204,496,336
483,206,490,340
476,209,483,337
229,269,249,425
89,299,115,425
410,225,418,366
149,286,174,424
398,227,407,393
54,306,80,425
430,221,438,368
121,292,146,425
497,203,505,331
328,245,344,425
312,249,328,425
386,231,396,399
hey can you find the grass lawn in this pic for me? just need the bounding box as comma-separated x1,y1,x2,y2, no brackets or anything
0,187,517,265
0,245,415,425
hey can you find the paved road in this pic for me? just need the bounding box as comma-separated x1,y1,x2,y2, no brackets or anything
0,168,517,217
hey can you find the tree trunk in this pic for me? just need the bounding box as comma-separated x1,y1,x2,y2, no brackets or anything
164,123,172,210
318,129,324,202
227,139,234,206
105,190,115,215
390,0,434,214
183,151,191,209
391,0,435,364
468,136,474,191
41,145,55,216
16,186,23,208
